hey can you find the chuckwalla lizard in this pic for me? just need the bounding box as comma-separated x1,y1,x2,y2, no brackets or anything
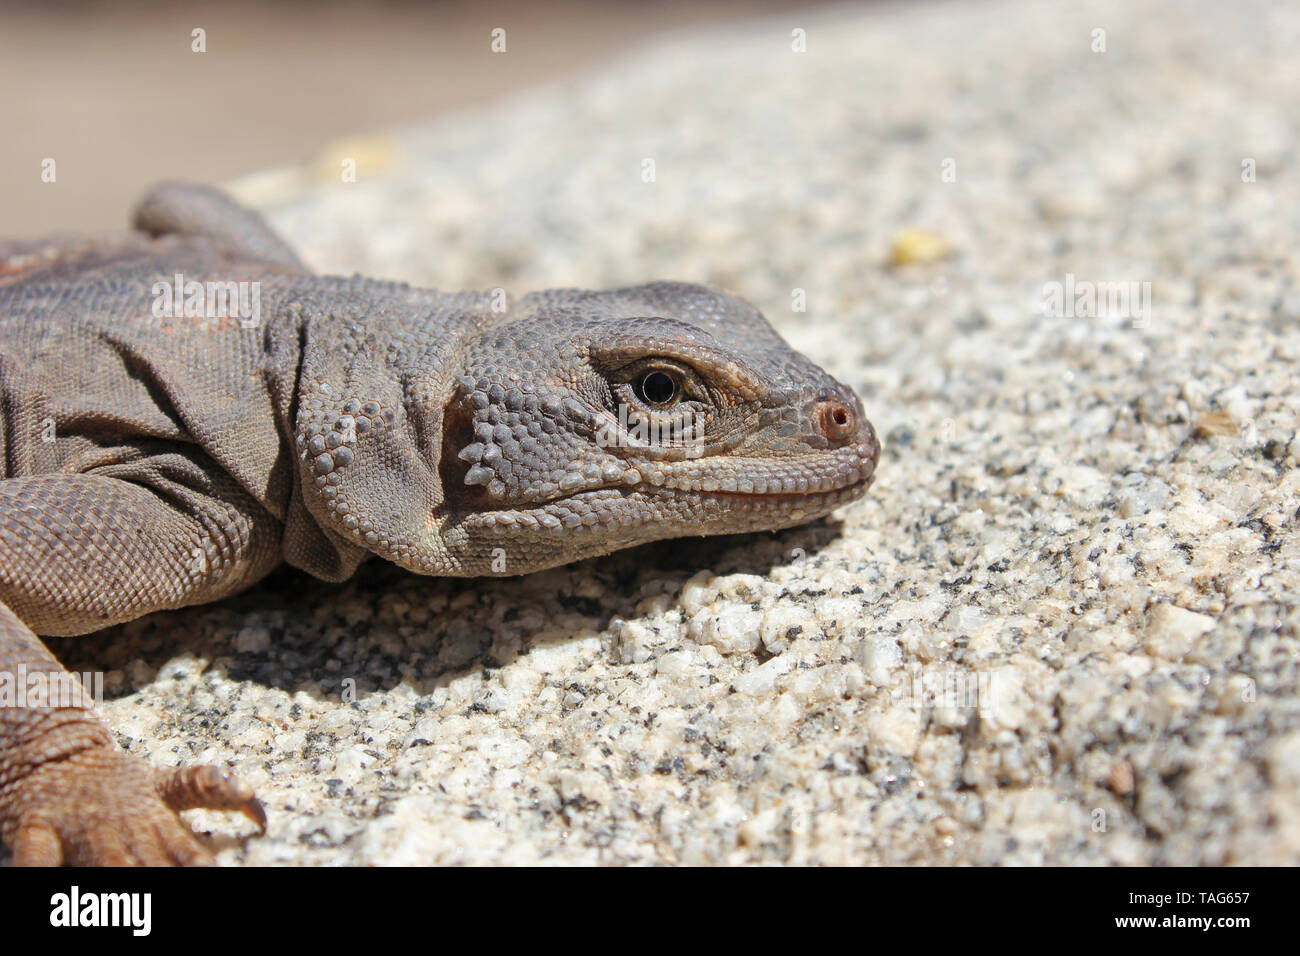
0,182,878,865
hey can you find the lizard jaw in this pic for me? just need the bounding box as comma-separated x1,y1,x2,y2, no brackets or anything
456,415,879,536
441,473,874,576
465,454,876,535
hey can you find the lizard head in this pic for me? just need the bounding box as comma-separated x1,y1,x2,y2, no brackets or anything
435,282,878,575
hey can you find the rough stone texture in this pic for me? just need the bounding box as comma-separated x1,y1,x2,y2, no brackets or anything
52,0,1300,864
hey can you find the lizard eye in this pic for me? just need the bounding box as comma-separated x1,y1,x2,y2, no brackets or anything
636,370,681,407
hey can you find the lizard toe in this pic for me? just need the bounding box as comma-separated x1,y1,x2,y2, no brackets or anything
156,764,267,832
74,825,138,866
155,819,217,866
12,816,63,866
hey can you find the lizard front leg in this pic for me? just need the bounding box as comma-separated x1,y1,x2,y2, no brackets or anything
0,468,279,865
133,180,309,273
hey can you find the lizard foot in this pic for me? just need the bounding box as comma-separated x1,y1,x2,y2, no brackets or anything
4,748,264,866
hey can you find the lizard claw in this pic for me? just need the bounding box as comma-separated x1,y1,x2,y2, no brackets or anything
2,748,262,865
156,764,268,833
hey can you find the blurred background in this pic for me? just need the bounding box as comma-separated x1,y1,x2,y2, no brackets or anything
1,0,832,236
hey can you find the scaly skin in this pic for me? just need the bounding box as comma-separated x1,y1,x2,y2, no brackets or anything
0,182,878,865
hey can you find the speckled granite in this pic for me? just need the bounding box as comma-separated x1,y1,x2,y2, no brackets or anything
50,0,1300,864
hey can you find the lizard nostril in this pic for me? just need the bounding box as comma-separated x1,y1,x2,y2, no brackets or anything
817,400,855,442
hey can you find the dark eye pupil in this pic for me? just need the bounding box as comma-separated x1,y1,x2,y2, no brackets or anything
640,371,678,405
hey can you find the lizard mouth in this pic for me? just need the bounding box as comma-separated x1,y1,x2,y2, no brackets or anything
463,450,876,535
675,461,876,507
709,472,874,502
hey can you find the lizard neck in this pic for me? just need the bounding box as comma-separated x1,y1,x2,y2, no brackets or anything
265,276,507,580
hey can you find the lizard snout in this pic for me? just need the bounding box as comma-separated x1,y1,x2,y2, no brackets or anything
816,399,857,442
810,389,878,489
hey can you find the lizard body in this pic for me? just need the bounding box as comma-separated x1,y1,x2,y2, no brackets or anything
0,183,877,865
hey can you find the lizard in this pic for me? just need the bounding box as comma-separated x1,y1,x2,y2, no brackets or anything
0,181,879,865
